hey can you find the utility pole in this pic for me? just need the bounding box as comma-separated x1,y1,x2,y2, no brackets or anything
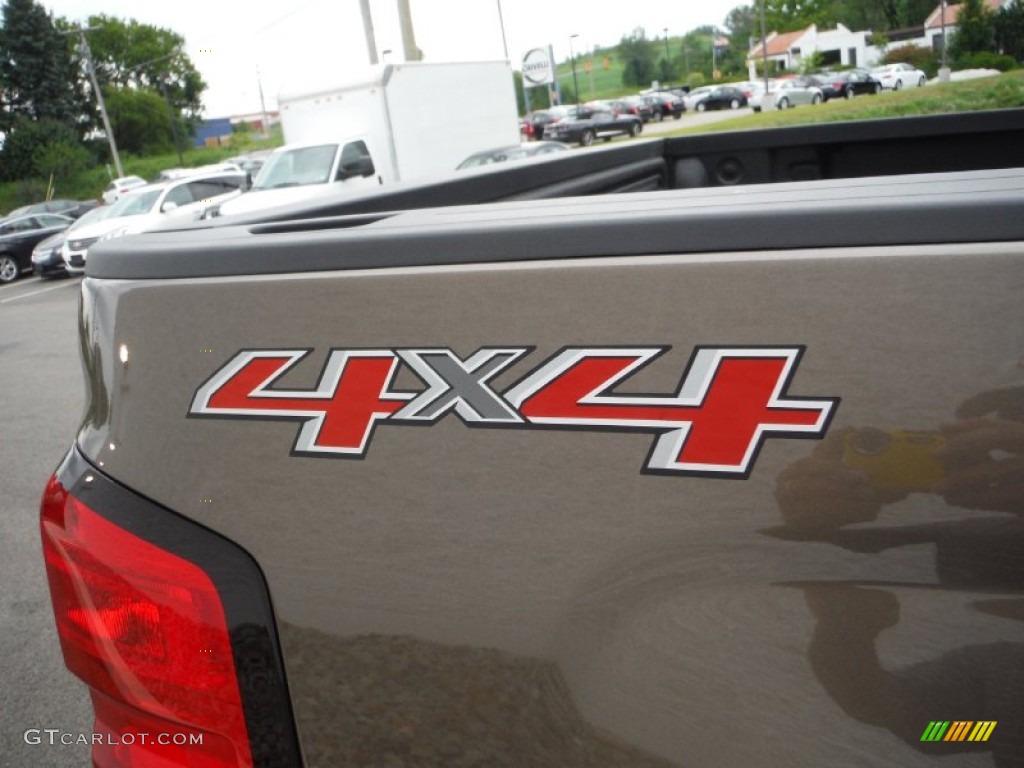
67,25,124,179
760,0,770,94
496,0,509,60
569,34,580,105
939,1,950,82
257,67,270,139
397,0,422,61
160,82,184,165
359,0,379,65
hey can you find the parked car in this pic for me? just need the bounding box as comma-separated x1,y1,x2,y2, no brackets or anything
872,63,927,90
817,69,884,100
227,151,272,177
542,106,642,146
607,96,655,122
30,231,70,279
101,175,147,204
154,162,244,183
691,85,748,112
641,91,685,120
521,109,566,141
457,142,569,170
65,171,247,274
0,213,73,284
757,77,824,111
8,198,100,219
34,205,119,278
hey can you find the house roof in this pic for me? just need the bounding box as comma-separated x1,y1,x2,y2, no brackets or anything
925,0,1004,29
749,27,810,57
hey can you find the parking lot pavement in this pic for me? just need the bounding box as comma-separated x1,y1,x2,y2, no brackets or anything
0,275,93,765
645,108,751,134
0,275,81,305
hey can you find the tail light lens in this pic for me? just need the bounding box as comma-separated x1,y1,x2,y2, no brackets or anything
40,452,301,767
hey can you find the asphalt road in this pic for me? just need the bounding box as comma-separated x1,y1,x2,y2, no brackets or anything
0,275,93,766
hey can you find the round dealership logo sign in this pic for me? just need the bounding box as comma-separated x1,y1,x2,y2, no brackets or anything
522,48,554,85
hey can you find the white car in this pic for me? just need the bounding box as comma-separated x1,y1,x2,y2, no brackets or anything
871,63,927,90
101,175,147,205
64,171,247,274
758,77,824,111
154,162,244,183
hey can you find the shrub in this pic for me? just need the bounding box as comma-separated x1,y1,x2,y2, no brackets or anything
955,50,1018,71
882,44,940,78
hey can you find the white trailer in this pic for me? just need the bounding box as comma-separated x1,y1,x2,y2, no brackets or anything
218,61,521,216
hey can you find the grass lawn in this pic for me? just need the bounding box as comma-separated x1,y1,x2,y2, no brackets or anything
665,70,1024,135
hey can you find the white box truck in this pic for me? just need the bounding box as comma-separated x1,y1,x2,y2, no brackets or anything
217,61,521,217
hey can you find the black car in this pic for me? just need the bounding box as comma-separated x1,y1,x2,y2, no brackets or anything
0,214,73,284
542,106,642,146
692,86,749,112
608,96,655,122
30,231,69,279
521,109,564,141
641,91,686,120
815,69,883,100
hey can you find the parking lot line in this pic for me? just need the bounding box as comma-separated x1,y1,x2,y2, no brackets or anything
0,278,80,305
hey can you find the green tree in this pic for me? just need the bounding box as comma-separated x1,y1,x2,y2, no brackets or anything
103,86,177,155
619,28,657,87
903,0,938,27
0,0,80,133
949,0,995,61
722,4,757,75
680,28,718,81
763,0,837,31
85,14,206,121
0,116,81,180
994,0,1024,62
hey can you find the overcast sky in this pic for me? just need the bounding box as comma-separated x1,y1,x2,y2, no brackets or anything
40,0,744,116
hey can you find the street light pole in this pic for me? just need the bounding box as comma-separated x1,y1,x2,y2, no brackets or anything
569,34,581,106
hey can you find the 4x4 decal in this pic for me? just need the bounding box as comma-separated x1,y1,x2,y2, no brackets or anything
189,346,838,477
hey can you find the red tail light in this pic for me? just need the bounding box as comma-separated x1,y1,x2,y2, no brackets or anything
42,474,254,766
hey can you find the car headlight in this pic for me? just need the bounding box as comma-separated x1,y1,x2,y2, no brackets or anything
31,247,52,263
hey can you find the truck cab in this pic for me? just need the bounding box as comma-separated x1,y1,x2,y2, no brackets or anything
214,139,381,217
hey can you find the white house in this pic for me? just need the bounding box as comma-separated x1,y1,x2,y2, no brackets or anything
888,0,1007,54
747,0,1008,78
747,24,882,79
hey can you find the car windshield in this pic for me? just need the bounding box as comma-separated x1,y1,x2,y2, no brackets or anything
106,189,161,217
252,145,337,190
69,204,118,231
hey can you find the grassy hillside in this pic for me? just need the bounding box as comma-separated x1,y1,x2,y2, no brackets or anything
666,70,1024,134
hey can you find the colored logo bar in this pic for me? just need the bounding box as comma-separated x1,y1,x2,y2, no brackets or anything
921,721,997,742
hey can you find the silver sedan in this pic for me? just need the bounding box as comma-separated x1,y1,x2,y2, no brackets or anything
758,77,824,111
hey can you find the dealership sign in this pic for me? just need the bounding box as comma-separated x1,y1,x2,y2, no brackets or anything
522,48,554,86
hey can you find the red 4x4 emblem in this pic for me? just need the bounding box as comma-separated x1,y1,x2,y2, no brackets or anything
189,346,837,477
